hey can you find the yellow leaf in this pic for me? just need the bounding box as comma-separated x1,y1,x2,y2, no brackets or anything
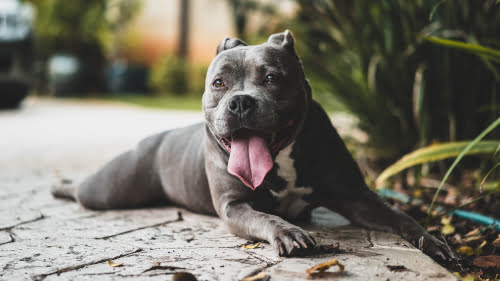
441,224,455,235
306,259,344,276
413,189,422,198
441,216,452,225
240,272,268,281
241,242,261,249
453,272,475,281
478,240,487,249
107,260,124,267
457,246,474,256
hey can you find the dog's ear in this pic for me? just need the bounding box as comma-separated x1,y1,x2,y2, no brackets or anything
216,38,248,55
267,30,294,50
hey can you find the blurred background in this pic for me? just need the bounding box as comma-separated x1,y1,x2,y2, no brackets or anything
1,0,500,277
0,0,497,157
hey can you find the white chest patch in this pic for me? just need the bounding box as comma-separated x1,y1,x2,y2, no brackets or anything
270,142,313,219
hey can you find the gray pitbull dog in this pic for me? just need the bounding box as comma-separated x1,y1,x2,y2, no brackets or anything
52,30,456,260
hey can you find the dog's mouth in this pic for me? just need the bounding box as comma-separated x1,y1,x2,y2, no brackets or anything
217,121,296,191
219,128,291,155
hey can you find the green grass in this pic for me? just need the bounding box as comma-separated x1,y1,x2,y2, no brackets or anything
105,94,203,111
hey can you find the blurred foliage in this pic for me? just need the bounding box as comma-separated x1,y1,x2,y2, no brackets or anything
26,0,142,93
27,0,141,58
293,0,500,158
150,54,208,96
28,0,106,57
226,0,278,42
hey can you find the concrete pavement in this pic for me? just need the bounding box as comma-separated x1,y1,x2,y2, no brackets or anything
0,97,456,281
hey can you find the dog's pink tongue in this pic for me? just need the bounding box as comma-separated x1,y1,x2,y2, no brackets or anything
228,135,273,190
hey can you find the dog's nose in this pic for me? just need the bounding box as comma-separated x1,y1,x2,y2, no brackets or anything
227,95,256,117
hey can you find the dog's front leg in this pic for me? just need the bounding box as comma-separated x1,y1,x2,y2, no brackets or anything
219,200,316,256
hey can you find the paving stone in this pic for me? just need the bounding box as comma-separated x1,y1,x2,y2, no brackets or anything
0,208,43,230
262,247,456,281
0,237,139,279
370,230,418,251
12,207,181,240
0,98,458,281
109,211,248,250
43,248,268,281
0,231,12,245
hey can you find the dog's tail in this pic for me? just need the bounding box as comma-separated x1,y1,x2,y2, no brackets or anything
51,183,77,202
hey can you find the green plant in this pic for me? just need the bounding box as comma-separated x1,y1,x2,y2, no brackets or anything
293,0,500,158
149,54,208,96
375,139,500,187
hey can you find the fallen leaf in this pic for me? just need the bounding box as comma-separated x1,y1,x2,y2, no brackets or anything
240,272,270,281
478,240,487,249
241,241,261,249
462,235,484,243
387,265,409,272
464,228,480,237
306,259,344,276
450,233,463,245
413,189,422,198
441,216,451,224
453,272,475,281
492,237,500,247
426,225,440,232
441,224,455,235
457,246,474,256
107,260,124,267
473,255,500,268
440,216,455,235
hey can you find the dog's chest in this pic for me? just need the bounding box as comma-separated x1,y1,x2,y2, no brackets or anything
270,142,313,219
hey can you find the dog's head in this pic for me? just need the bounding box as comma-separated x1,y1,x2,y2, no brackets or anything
202,30,311,190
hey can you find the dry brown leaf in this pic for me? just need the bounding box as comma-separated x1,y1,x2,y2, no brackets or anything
473,255,500,268
457,246,474,256
462,235,484,243
240,272,269,281
107,260,124,267
426,225,440,232
464,228,480,237
241,241,261,249
492,237,500,247
450,233,463,245
306,259,344,276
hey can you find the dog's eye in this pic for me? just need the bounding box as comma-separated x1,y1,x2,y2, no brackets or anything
212,79,225,88
264,74,279,83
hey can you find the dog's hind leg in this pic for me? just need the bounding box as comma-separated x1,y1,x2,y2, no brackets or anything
52,132,168,210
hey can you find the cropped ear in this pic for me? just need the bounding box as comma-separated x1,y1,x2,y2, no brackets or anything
267,30,295,50
216,37,248,55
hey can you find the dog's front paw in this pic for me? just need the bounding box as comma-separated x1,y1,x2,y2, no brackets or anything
271,225,316,256
414,233,458,261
